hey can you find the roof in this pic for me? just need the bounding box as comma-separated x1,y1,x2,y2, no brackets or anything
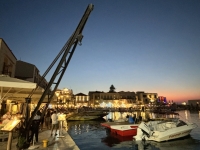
0,38,17,60
75,93,87,96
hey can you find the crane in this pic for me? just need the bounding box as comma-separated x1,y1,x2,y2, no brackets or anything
23,3,94,143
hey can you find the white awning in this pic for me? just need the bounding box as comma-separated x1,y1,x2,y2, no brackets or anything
0,75,36,89
0,75,37,102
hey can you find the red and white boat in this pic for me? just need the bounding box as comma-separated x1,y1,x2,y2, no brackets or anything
101,122,139,136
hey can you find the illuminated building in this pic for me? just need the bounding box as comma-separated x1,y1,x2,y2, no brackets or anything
54,88,73,108
88,85,158,108
158,96,167,104
74,93,89,107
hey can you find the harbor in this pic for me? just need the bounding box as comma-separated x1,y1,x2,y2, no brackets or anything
67,110,200,150
0,1,200,150
0,109,199,149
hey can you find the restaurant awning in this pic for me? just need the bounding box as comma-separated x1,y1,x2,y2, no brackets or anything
0,75,51,103
0,74,36,89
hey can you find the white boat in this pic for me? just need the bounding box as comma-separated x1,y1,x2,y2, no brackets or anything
134,118,197,142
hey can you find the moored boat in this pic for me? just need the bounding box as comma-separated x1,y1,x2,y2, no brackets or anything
133,118,198,142
101,121,139,136
67,110,108,121
67,115,100,121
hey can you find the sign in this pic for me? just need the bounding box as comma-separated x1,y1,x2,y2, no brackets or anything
1,119,21,132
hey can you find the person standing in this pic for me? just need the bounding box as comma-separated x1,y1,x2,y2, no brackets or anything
45,110,51,129
29,111,41,143
51,111,58,136
39,109,44,130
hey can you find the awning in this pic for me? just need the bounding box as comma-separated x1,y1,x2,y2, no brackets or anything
0,74,36,89
0,75,43,103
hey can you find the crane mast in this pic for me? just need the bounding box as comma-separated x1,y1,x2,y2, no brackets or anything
25,4,94,139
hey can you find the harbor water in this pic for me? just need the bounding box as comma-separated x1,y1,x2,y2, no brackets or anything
67,110,200,150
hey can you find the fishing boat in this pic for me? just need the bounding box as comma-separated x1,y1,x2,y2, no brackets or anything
133,118,197,142
67,110,108,121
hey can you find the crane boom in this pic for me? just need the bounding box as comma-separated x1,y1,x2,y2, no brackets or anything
25,4,94,138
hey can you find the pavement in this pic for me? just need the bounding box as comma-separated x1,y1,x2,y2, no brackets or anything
0,128,80,150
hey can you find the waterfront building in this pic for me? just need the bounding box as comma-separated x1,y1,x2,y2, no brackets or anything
188,99,200,110
15,60,48,89
137,91,158,105
54,88,74,108
157,96,167,104
0,38,49,114
74,93,89,107
0,38,17,77
88,85,158,108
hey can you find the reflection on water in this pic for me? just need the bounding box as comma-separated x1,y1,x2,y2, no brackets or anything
185,110,188,120
104,111,146,121
67,111,200,150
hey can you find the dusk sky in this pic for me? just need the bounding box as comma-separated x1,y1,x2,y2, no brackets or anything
1,0,200,103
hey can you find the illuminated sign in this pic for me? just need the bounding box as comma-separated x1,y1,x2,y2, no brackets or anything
1,119,21,132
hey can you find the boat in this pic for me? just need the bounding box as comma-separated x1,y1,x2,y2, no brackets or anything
101,111,183,137
133,118,198,142
67,110,108,121
67,115,100,121
101,121,139,136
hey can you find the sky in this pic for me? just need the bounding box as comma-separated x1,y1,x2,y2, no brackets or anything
1,0,200,103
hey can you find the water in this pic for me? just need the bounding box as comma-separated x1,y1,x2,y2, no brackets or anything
67,110,200,150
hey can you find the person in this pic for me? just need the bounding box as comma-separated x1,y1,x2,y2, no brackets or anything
51,111,58,136
16,117,30,149
45,110,51,129
40,110,45,130
2,111,12,124
29,111,41,143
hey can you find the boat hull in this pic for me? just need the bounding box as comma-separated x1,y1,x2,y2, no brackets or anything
148,123,197,142
101,122,138,136
67,115,100,121
134,121,198,142
67,111,108,121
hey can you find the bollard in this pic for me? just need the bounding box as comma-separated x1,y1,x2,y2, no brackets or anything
42,140,48,148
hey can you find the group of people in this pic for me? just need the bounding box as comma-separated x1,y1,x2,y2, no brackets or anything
1,109,66,144
29,109,66,143
1,111,22,124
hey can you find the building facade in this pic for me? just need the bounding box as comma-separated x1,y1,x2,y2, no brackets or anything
88,88,158,108
0,38,17,77
74,93,89,107
188,99,200,107
54,88,74,108
15,60,48,89
136,91,158,105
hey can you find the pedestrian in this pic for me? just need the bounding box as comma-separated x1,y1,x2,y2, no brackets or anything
45,109,51,129
29,111,41,144
39,109,44,130
51,111,58,136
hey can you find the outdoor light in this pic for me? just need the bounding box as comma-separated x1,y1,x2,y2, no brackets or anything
55,92,60,111
63,88,68,94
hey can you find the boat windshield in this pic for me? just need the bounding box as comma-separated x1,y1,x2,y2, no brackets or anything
177,120,187,127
